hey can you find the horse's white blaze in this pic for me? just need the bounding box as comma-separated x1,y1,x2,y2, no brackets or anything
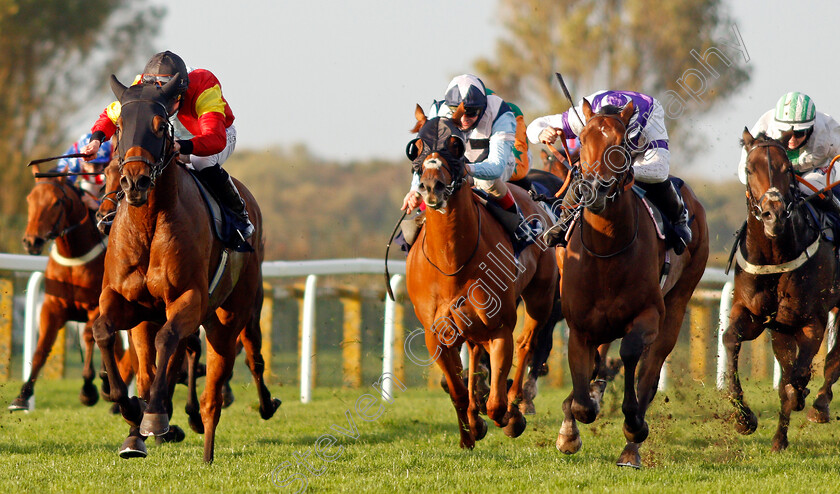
424,157,444,170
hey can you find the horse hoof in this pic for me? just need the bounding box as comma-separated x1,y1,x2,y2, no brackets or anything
519,401,536,416
189,414,205,435
735,410,758,435
472,417,488,441
8,397,29,411
556,434,582,454
109,403,121,415
459,437,476,450
119,436,148,459
221,383,235,409
616,442,641,469
808,405,831,424
770,437,788,452
155,424,186,444
503,413,527,438
260,398,282,420
140,413,170,437
79,381,99,407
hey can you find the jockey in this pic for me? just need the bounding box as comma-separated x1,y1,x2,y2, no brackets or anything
81,50,253,239
527,89,692,250
56,133,111,211
401,74,534,242
737,92,840,215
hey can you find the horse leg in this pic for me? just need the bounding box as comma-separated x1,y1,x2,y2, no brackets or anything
557,391,582,454
615,307,661,469
524,296,563,414
117,321,156,458
79,319,99,407
506,295,549,435
237,284,281,420
93,289,145,436
466,342,487,441
426,331,473,449
486,332,514,430
9,301,64,410
184,331,205,434
200,323,239,464
769,331,797,452
140,294,203,437
810,318,840,423
566,326,599,424
723,305,765,435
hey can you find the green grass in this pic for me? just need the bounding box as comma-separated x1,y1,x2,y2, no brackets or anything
0,375,839,493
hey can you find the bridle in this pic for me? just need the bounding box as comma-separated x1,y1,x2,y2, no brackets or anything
115,98,178,188
578,113,635,204
34,181,90,240
744,139,797,221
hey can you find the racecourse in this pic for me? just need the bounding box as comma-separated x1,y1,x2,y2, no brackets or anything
0,374,838,493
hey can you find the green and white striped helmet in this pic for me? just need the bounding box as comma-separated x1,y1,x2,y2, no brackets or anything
774,92,816,131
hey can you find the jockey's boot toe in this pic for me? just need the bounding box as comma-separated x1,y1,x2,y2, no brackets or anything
541,223,568,248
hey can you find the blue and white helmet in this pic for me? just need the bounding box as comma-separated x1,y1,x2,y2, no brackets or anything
444,74,487,112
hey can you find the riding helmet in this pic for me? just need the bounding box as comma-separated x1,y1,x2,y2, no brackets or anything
142,50,190,97
773,92,816,131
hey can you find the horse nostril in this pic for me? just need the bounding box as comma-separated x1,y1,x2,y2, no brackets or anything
120,176,130,190
761,210,774,221
137,176,152,191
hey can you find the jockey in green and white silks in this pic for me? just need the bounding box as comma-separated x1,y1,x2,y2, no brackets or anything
738,92,840,203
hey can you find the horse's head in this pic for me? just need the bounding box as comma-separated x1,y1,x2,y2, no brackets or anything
96,155,122,235
576,99,635,213
108,73,180,206
406,104,467,210
22,174,82,255
742,128,796,238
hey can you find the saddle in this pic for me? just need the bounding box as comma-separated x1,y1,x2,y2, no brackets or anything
186,169,254,253
632,177,692,255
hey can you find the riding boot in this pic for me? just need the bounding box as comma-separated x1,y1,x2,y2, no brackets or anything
199,165,254,240
639,180,692,251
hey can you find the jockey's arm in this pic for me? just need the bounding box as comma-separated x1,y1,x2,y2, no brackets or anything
466,112,516,180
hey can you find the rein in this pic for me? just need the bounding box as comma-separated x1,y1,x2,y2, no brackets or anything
36,181,90,240
421,197,482,276
744,140,795,221
579,197,640,258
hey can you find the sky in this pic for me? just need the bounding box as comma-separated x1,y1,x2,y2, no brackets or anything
122,0,840,182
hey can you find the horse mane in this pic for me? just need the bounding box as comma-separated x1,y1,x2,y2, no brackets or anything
598,104,624,116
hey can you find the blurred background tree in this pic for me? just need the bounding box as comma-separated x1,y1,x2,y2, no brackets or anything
473,0,750,132
0,0,163,251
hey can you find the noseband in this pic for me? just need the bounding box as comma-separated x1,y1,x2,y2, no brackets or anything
417,153,467,203
36,182,88,240
744,140,795,221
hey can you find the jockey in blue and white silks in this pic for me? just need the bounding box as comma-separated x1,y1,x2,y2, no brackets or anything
401,74,536,244
527,90,692,251
56,133,112,210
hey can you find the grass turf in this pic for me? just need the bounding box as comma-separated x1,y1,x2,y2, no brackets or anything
0,375,839,493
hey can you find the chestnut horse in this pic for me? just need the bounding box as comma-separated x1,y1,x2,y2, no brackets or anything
723,129,840,452
557,100,708,468
11,172,131,410
406,105,558,449
92,74,279,463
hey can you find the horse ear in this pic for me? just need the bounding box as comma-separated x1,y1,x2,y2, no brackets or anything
110,74,127,100
582,98,593,122
779,127,794,149
29,163,40,177
448,135,465,159
451,103,465,122
619,101,635,126
741,126,754,149
411,104,427,133
161,73,182,100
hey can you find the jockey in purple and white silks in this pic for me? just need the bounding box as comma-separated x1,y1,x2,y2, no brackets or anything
527,90,692,250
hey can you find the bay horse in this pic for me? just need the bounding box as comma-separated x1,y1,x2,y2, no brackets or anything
92,74,279,463
11,171,132,410
723,129,840,452
405,104,558,449
557,100,709,468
